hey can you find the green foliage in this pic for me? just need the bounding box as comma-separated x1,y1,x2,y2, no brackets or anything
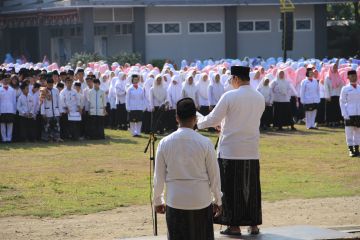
327,2,359,21
107,52,142,66
149,59,167,70
328,23,360,58
70,52,102,67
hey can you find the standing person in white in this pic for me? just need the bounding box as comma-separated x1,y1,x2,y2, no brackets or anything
339,70,360,157
125,75,146,137
166,75,182,131
207,73,225,112
88,79,107,139
153,98,222,240
300,68,320,130
0,74,17,143
197,66,265,236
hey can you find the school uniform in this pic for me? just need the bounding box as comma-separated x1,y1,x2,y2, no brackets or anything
17,93,36,141
324,76,344,126
149,85,167,133
88,88,107,139
40,87,61,141
0,86,17,142
125,85,146,136
115,79,128,130
300,78,320,129
316,81,326,124
339,83,360,156
257,84,273,129
167,79,182,131
30,90,41,140
59,88,81,140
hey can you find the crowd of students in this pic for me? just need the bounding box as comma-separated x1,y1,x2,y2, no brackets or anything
0,57,359,143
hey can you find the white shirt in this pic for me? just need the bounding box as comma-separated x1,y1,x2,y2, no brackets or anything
197,85,265,159
319,82,325,99
40,88,60,117
153,127,222,210
167,83,182,109
340,84,360,119
324,76,343,98
0,86,16,114
208,82,225,106
88,88,107,116
125,85,146,111
115,79,127,104
59,88,81,114
150,86,167,109
300,78,320,105
257,85,273,105
197,80,210,106
30,90,40,115
17,93,35,117
270,79,293,102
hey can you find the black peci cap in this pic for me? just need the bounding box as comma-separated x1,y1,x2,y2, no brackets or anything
231,66,250,80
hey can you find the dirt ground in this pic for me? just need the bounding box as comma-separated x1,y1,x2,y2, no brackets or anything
1,196,359,240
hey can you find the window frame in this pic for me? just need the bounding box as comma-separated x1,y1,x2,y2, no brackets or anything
278,18,313,32
188,21,223,34
146,22,181,35
114,22,133,36
238,20,272,33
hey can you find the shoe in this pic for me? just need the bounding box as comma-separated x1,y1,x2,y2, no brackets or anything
348,146,356,157
220,227,242,236
291,126,297,131
248,226,260,235
354,145,359,157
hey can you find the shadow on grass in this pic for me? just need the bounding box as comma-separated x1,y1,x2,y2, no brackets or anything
261,127,342,136
0,136,138,151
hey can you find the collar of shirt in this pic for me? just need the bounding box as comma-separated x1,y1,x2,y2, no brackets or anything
351,84,357,89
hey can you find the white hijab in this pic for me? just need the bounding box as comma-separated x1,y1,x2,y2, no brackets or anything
153,74,167,102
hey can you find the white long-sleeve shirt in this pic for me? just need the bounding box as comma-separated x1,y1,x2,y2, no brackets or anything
269,79,293,102
40,88,60,117
208,83,224,106
30,91,40,115
257,85,273,105
59,88,81,114
339,84,360,119
300,78,320,105
149,86,167,109
88,88,107,116
17,93,35,117
167,84,182,109
197,85,265,159
153,127,222,210
0,86,16,114
115,79,127,104
324,76,343,98
125,85,146,111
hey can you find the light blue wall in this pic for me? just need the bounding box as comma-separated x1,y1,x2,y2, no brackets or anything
237,5,315,59
145,6,226,63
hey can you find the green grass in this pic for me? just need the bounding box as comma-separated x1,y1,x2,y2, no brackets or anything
0,125,359,218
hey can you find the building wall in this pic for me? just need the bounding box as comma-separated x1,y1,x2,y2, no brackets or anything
145,6,225,64
237,5,315,59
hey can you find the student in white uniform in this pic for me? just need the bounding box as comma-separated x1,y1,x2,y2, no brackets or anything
17,83,36,141
0,74,17,142
59,78,82,140
167,75,182,132
339,70,360,157
153,98,222,240
125,74,147,137
40,78,62,142
300,68,320,130
115,73,128,130
197,66,265,236
257,75,273,130
208,73,225,112
149,74,167,134
30,82,41,140
181,75,199,108
88,79,107,139
196,73,210,116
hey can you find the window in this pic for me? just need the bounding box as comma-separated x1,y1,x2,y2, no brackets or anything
189,23,205,33
238,20,271,32
50,28,64,37
296,19,311,31
115,23,132,35
188,22,222,34
147,23,180,34
147,23,163,34
94,26,107,36
164,23,180,33
206,22,221,33
70,26,82,37
255,21,270,31
238,21,254,32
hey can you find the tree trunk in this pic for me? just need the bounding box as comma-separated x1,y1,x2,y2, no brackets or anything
354,1,360,24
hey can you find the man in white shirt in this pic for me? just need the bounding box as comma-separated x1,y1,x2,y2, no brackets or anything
153,98,222,240
197,66,265,236
339,70,360,157
17,83,36,141
88,79,107,139
300,68,320,130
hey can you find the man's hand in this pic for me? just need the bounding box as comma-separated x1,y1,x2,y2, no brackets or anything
155,204,166,214
213,204,222,218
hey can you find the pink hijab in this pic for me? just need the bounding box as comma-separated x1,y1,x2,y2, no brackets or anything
295,67,306,86
327,64,346,88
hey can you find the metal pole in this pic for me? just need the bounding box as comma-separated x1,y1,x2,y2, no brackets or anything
283,11,287,61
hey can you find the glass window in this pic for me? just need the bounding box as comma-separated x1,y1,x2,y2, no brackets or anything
206,22,221,32
296,20,311,30
164,23,180,33
238,21,254,31
94,26,107,36
147,23,163,34
255,21,270,31
189,23,205,33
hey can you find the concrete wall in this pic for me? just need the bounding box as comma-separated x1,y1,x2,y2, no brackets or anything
145,6,225,63
237,5,315,59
